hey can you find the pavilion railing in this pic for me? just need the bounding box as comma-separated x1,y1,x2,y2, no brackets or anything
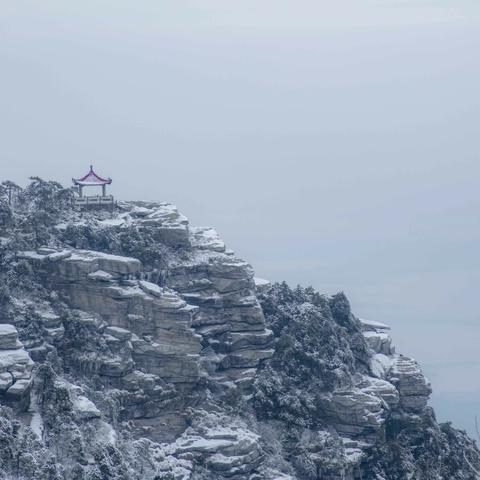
74,195,115,207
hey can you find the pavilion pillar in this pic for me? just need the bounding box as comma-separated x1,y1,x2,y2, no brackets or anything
102,185,106,197
79,186,83,198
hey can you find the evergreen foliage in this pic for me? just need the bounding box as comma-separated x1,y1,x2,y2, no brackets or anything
254,282,369,426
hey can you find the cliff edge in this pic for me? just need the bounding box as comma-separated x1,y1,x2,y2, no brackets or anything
0,178,478,480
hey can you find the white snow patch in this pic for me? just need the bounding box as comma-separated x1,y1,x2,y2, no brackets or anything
100,218,126,227
370,354,394,379
95,420,117,445
88,270,114,281
359,318,391,331
29,393,44,439
139,280,163,297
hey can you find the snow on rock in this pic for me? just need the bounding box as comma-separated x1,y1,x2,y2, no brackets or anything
28,392,44,439
358,375,399,409
21,250,203,386
129,205,153,217
168,411,263,478
9,198,456,477
0,324,22,349
47,250,72,262
166,248,273,386
38,312,62,328
121,201,191,247
95,420,117,445
99,217,127,227
63,250,142,278
363,331,394,355
139,280,163,297
37,247,57,255
71,392,101,421
387,355,432,413
359,318,391,331
254,277,272,293
104,326,132,341
370,353,394,379
318,388,386,439
88,270,114,282
20,249,142,279
190,226,226,252
0,325,34,409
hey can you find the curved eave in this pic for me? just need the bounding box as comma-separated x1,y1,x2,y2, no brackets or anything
72,178,112,186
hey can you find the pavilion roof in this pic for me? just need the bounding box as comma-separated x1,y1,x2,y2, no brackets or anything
73,166,112,186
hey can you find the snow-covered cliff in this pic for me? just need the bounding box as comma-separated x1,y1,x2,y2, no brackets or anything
0,178,478,479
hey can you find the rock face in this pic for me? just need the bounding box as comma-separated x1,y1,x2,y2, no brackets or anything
167,250,274,390
17,203,275,445
165,411,264,478
360,318,432,415
117,201,191,247
21,249,202,388
0,325,34,410
0,191,477,480
387,355,432,413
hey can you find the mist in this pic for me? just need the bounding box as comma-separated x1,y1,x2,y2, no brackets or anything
1,0,480,435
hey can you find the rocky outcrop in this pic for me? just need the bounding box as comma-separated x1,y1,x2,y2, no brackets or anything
167,249,274,390
54,201,274,391
1,189,475,480
117,201,191,247
0,325,34,411
308,316,431,447
161,411,265,479
387,355,432,413
361,318,432,415
21,249,202,387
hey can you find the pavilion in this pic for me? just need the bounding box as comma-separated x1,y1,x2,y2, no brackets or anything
72,166,114,208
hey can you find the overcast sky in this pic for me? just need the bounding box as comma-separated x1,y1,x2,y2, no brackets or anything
1,0,480,436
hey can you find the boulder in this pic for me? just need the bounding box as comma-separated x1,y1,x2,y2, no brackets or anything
0,324,21,350
363,331,394,355
190,226,226,252
254,277,272,293
318,389,385,438
169,412,263,478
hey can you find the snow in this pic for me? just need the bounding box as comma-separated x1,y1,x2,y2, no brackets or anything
0,324,18,336
105,326,132,341
130,206,153,217
100,218,126,227
30,411,43,438
6,379,31,395
0,349,33,370
37,247,57,255
359,318,391,330
29,393,44,439
77,249,140,264
71,391,101,420
95,420,117,445
139,280,163,297
370,354,394,379
88,270,114,281
175,437,234,453
48,250,72,261
190,226,226,252
18,251,46,261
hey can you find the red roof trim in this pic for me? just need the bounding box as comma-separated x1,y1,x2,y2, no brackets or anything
73,166,112,186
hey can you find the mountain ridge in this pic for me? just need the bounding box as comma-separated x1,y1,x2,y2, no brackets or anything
0,177,478,479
